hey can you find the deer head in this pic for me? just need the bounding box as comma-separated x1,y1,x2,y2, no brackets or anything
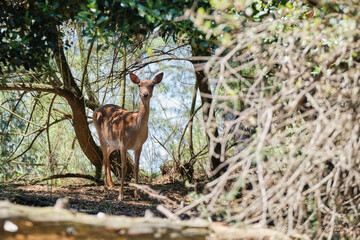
130,73,163,103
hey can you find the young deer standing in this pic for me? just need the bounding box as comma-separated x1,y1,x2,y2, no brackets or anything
93,72,163,200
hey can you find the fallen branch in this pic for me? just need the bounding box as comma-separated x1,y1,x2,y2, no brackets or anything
0,200,209,239
156,205,180,220
30,173,102,185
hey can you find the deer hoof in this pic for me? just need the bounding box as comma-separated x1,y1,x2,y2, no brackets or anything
134,190,140,200
105,183,115,189
118,193,124,201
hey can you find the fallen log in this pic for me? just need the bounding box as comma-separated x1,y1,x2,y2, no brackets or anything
0,200,308,240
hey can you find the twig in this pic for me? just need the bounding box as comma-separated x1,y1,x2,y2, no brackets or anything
152,135,179,166
130,183,178,208
177,105,202,161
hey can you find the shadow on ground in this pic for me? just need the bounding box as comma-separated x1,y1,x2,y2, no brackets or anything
0,182,192,217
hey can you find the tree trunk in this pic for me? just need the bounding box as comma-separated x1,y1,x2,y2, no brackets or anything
190,45,222,176
193,70,222,176
65,92,103,179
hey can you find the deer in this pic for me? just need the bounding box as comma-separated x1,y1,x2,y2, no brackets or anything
92,72,163,200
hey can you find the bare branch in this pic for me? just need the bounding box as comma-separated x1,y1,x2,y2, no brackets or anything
0,82,64,95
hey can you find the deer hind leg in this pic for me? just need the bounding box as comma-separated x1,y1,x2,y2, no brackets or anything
102,145,114,189
134,147,142,200
118,147,127,201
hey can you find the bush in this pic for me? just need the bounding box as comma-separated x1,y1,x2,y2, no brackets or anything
183,1,360,238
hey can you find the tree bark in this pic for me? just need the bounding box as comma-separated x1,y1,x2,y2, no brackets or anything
190,46,222,176
63,92,103,178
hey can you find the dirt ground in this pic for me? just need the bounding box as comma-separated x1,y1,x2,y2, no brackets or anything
0,180,194,218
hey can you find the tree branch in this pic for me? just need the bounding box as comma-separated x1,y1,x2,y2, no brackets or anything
0,82,66,96
177,105,202,161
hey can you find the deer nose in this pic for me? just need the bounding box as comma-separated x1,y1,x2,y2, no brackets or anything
143,93,149,98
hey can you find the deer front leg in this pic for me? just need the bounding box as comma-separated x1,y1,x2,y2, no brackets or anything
118,148,127,201
134,147,142,200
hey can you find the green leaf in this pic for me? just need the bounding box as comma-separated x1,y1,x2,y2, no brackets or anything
146,0,153,9
311,66,322,76
146,47,153,55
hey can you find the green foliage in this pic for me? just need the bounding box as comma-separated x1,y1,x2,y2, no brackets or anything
0,0,214,73
75,0,157,49
73,0,215,56
0,1,82,72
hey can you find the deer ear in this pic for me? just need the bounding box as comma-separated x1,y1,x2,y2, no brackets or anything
152,72,163,85
130,73,140,84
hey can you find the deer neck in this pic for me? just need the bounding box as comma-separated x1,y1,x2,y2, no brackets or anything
136,98,150,127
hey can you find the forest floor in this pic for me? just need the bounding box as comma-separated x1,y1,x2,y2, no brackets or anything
0,177,198,218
